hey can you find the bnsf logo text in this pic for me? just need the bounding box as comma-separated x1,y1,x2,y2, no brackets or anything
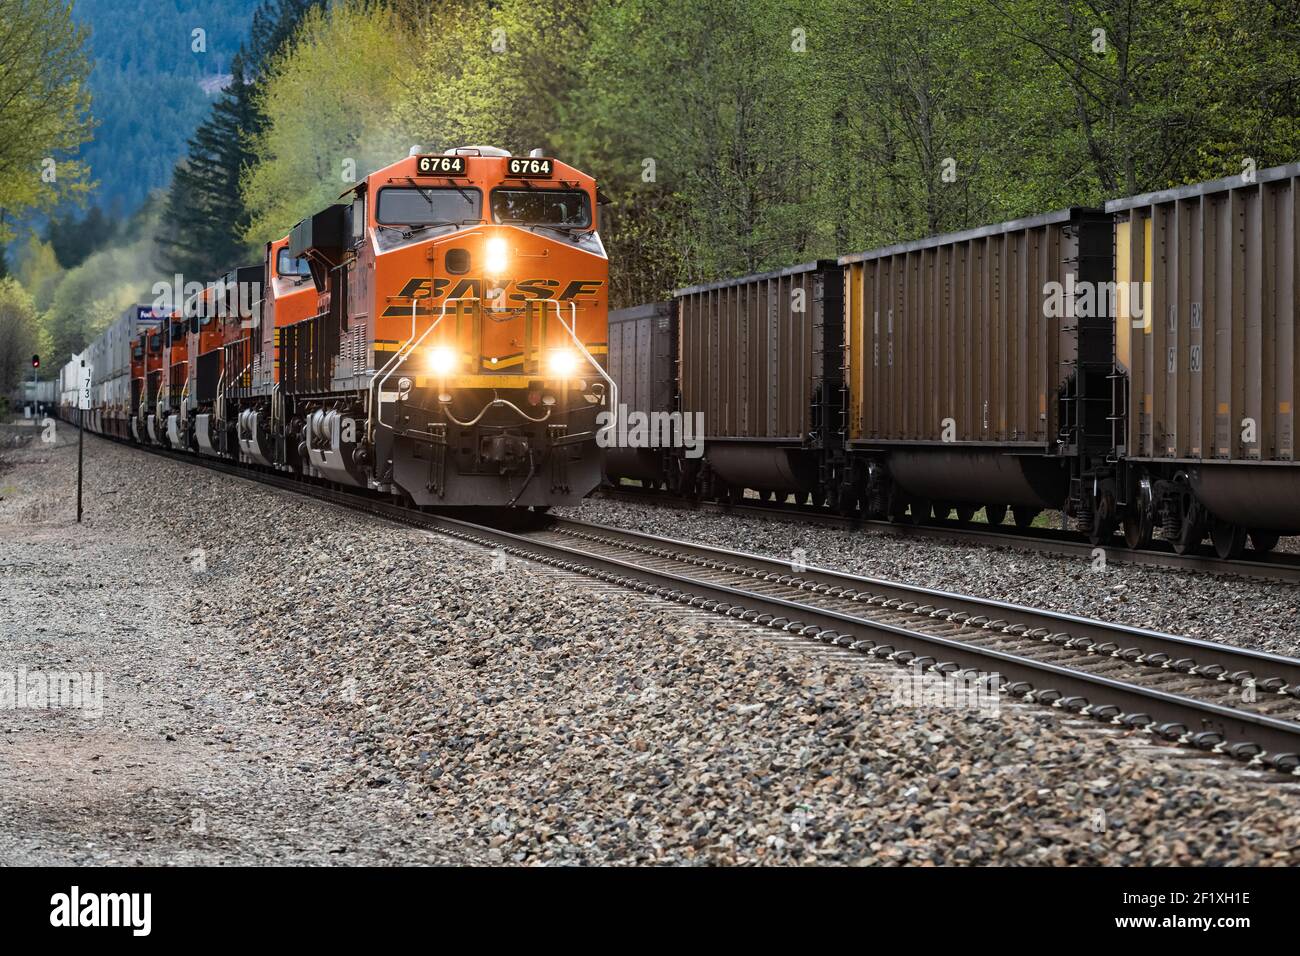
381,277,603,317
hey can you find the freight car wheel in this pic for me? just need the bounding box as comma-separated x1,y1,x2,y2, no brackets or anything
1250,530,1281,554
1169,511,1206,555
984,504,1008,527
1087,493,1117,545
908,498,933,525
1012,506,1039,530
932,502,955,522
1122,511,1154,550
1210,519,1247,560
955,505,976,524
836,491,858,517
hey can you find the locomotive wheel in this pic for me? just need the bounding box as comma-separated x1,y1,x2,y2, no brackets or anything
1210,519,1247,560
984,504,1008,526
1122,510,1154,550
837,489,858,517
1250,530,1281,554
955,504,976,524
1011,506,1039,530
811,490,826,509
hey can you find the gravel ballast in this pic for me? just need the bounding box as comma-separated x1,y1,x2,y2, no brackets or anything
3,426,1300,865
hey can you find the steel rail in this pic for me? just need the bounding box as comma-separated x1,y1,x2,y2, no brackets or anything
545,518,1300,692
593,488,1300,584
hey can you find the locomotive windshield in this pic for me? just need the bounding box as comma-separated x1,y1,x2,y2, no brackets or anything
491,189,590,228
377,186,481,226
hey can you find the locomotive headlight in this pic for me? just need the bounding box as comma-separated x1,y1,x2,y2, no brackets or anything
547,348,579,377
485,236,508,275
427,346,457,376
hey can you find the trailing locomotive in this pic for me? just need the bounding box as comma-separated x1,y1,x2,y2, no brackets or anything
606,162,1300,559
64,146,612,512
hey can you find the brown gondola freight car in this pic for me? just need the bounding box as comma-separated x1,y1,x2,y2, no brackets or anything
837,208,1115,528
604,301,677,489
674,261,843,503
1106,163,1300,556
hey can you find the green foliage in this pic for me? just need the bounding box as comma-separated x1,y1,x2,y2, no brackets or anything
0,0,95,241
232,0,1300,305
12,236,62,312
393,0,597,157
40,198,169,361
241,1,415,246
0,277,44,394
160,55,264,277
45,206,117,270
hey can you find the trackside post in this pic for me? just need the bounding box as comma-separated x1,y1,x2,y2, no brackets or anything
77,358,90,523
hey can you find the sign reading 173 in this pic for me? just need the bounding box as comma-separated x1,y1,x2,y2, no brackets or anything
78,362,92,410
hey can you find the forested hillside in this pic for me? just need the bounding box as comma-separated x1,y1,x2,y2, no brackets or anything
72,0,255,216
4,0,1300,393
239,0,1300,304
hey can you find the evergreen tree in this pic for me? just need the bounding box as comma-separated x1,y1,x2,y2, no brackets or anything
247,0,328,73
160,55,262,277
45,206,115,270
158,0,327,278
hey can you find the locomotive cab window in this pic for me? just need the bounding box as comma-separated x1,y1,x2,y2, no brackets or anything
277,249,311,277
490,189,591,228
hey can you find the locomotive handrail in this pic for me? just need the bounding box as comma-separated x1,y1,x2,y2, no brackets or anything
367,295,477,442
545,298,618,443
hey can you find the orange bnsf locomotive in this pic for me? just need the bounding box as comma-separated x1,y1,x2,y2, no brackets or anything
86,146,611,511
276,146,611,507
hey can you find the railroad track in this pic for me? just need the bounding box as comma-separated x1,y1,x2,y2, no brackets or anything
594,487,1300,584
102,435,1300,775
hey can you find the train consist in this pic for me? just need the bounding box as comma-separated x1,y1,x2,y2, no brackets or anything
606,163,1300,559
58,147,612,509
